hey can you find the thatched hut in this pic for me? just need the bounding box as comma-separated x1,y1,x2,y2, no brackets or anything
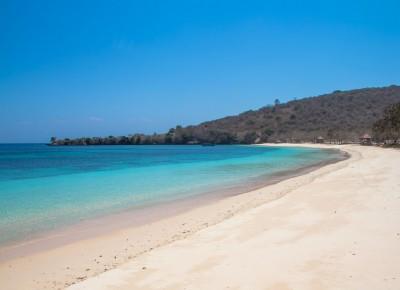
316,136,324,144
360,133,372,145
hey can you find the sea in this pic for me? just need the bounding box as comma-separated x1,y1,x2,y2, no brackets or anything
0,144,343,246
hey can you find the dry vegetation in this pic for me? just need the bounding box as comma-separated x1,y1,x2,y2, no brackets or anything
52,85,400,145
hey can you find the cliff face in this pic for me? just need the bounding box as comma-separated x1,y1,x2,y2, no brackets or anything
52,85,400,145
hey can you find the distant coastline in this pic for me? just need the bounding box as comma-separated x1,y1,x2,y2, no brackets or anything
50,85,400,146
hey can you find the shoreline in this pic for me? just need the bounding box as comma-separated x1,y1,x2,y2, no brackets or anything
0,147,346,262
67,143,400,290
0,144,360,290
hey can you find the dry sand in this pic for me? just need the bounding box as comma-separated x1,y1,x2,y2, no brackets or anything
1,144,400,290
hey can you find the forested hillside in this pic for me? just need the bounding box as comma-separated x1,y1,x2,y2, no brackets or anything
51,85,400,145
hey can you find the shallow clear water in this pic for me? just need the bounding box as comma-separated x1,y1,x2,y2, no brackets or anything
0,144,341,245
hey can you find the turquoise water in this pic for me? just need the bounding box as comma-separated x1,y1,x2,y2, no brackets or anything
0,144,341,246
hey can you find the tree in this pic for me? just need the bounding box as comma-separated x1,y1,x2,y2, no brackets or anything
135,135,142,145
242,132,257,144
260,128,274,142
373,102,400,144
274,98,280,106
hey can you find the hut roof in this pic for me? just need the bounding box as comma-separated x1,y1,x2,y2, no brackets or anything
317,136,324,140
361,133,371,139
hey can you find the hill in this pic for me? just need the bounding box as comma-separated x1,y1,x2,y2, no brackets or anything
51,85,400,145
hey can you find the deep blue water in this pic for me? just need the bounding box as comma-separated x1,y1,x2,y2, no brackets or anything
0,144,340,246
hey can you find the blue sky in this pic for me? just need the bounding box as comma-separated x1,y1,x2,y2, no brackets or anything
1,0,399,143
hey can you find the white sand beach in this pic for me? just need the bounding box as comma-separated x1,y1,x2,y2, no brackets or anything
1,144,400,290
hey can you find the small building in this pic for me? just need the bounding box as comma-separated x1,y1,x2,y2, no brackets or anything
316,136,324,144
360,133,372,145
187,140,200,145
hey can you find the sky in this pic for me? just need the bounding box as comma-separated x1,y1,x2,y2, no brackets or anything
0,0,399,143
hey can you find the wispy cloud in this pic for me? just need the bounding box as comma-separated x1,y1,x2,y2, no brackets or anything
88,116,104,122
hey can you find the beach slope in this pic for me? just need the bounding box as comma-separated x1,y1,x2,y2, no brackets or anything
67,144,400,290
